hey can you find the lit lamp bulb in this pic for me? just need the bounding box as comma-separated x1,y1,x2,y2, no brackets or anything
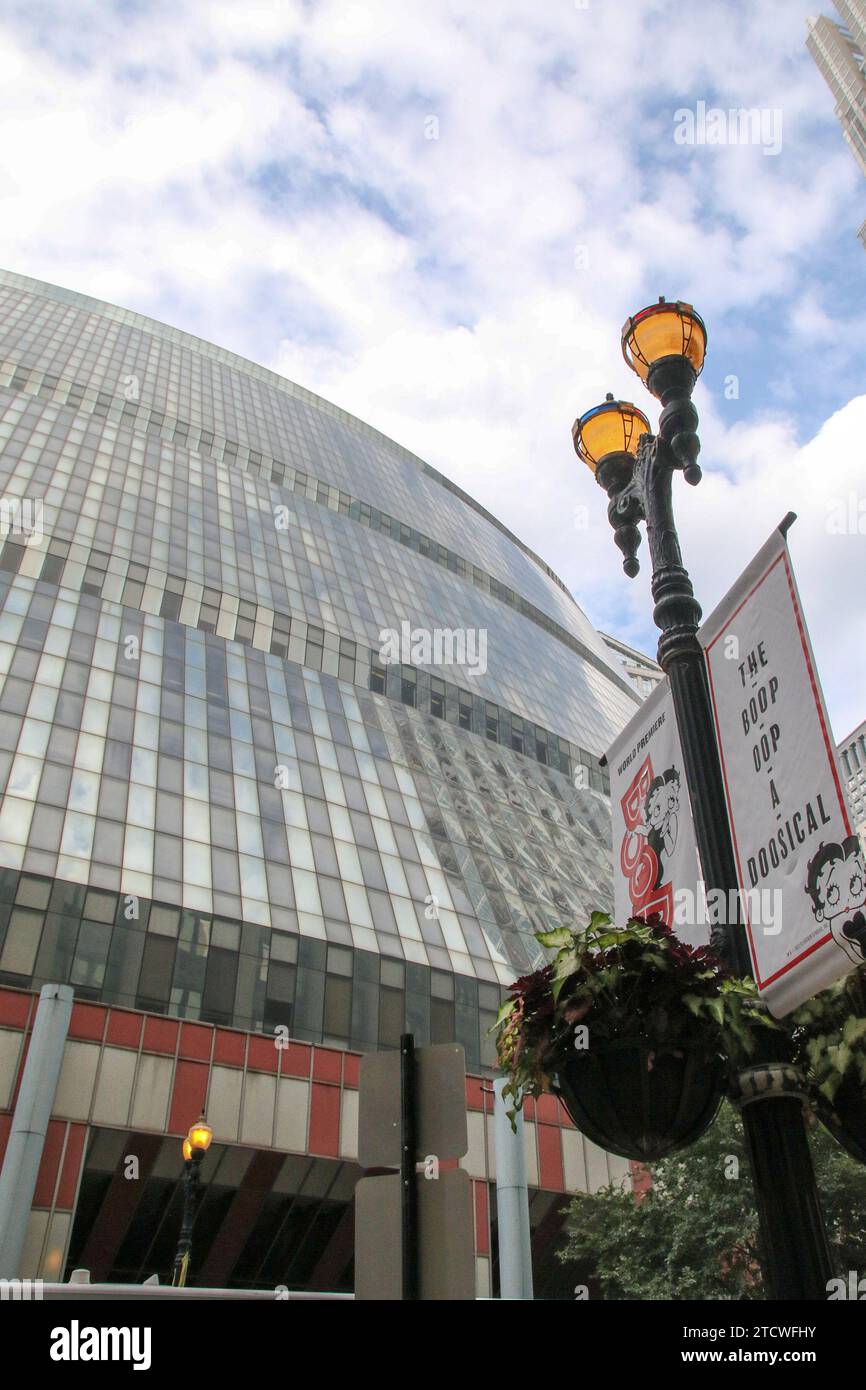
186,1114,213,1158
572,394,650,474
573,394,651,578
620,297,707,398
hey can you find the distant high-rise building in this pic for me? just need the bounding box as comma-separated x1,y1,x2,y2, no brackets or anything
807,2,866,245
600,633,663,702
838,719,866,850
836,0,866,50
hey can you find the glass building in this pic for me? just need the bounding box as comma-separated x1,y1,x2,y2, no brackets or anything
0,269,639,1295
807,2,866,245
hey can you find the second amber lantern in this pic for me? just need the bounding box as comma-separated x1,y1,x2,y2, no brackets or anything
572,393,650,473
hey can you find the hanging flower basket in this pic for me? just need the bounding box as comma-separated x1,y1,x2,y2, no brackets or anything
494,913,778,1160
552,1039,725,1162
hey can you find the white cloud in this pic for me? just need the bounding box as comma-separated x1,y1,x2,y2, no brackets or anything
0,0,861,744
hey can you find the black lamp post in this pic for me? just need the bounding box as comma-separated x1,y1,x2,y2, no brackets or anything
574,298,833,1301
171,1113,213,1288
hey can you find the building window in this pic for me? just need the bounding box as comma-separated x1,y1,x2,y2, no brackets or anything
379,985,404,1048
136,935,176,1012
430,678,445,719
0,906,44,979
430,970,455,1043
201,944,239,1025
323,977,351,1038
378,961,406,1046
485,703,499,742
270,616,291,658
338,638,356,682
160,591,182,621
401,666,417,708
263,931,298,1032
305,626,325,669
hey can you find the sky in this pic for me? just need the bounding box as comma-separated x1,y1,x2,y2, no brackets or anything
0,0,864,741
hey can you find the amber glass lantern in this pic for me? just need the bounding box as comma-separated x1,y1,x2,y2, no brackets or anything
572,393,650,473
186,1114,213,1157
621,298,707,389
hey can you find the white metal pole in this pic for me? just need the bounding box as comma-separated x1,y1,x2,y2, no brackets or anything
0,983,73,1277
493,1077,534,1300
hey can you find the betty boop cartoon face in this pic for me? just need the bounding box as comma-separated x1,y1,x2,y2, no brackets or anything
645,784,667,829
643,768,681,831
806,836,866,923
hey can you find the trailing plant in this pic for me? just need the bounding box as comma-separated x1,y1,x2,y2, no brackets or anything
790,967,866,1105
494,911,780,1118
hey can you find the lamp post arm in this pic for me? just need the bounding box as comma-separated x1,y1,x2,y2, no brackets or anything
598,426,747,970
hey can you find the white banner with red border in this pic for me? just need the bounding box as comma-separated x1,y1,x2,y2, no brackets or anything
699,521,859,1016
606,678,709,948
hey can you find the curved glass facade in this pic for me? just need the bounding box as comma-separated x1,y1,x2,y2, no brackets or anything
0,268,639,1068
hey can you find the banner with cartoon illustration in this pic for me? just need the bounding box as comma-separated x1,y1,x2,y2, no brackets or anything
700,520,857,1016
606,678,708,948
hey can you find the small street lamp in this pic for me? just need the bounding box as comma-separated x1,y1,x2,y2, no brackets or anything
172,1113,213,1288
573,298,833,1301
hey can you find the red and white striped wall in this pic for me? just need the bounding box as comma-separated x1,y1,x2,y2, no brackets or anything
0,987,635,1297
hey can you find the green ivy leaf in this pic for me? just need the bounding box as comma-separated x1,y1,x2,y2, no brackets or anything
536,926,575,950
842,1014,866,1046
832,1041,852,1076
493,998,516,1029
707,997,725,1027
552,962,580,1003
589,910,613,932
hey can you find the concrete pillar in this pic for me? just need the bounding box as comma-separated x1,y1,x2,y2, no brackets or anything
0,983,73,1277
493,1078,534,1300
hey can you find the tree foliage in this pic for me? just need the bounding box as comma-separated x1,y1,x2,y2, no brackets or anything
558,1101,866,1300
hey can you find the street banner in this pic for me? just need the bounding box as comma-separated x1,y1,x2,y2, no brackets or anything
700,520,858,1016
606,678,708,947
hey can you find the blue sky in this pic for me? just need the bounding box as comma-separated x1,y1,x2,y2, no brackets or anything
0,0,864,739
